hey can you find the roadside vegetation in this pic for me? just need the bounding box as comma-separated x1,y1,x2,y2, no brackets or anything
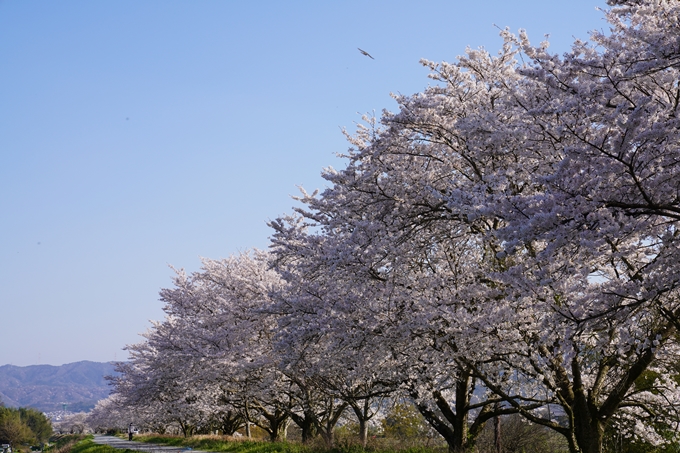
0,404,52,452
89,398,674,452
123,428,680,453
115,405,573,453
44,435,87,453
128,433,441,453
46,436,130,453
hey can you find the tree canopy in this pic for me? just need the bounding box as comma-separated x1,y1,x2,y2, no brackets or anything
106,2,680,453
0,407,52,446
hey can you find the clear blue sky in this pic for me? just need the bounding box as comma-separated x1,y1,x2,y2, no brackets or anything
0,0,607,367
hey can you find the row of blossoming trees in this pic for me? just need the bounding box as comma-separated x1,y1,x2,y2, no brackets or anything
89,2,680,452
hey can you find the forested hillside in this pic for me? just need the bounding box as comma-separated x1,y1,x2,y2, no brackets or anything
0,361,116,412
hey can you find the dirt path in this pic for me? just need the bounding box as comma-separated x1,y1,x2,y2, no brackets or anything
92,435,210,453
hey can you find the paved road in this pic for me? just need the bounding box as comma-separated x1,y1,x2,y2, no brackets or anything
92,435,210,453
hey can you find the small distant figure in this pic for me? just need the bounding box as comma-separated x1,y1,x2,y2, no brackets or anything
357,48,374,59
128,423,134,441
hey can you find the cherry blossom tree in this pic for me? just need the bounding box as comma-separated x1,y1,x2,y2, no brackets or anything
87,394,133,433
113,331,214,437
115,250,360,443
151,251,292,440
474,2,680,451
109,3,680,453
270,2,680,452
269,123,526,452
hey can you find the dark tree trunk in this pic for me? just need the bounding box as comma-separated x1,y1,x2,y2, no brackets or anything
262,409,289,442
570,357,605,453
494,414,501,453
317,400,347,447
574,426,604,453
414,369,511,453
177,420,194,438
218,410,244,435
451,370,472,450
244,402,252,438
358,418,368,447
288,410,317,442
350,399,372,448
571,401,604,453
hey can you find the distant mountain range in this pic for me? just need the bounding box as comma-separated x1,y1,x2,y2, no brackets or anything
0,361,118,412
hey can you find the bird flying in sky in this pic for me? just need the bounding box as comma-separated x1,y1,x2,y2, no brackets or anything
357,48,374,59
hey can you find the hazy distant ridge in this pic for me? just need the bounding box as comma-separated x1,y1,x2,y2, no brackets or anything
0,361,117,412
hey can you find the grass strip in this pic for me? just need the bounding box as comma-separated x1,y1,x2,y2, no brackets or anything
130,435,441,453
132,435,308,453
63,436,139,453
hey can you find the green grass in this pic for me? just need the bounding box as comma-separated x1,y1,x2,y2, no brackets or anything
47,436,137,453
130,435,443,453
133,435,309,453
70,439,133,453
45,434,441,453
44,434,88,453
